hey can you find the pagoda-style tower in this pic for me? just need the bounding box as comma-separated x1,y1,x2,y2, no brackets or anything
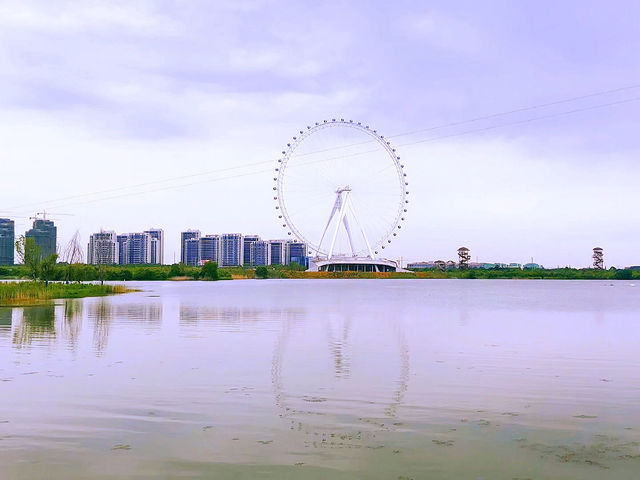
458,247,471,270
592,247,604,269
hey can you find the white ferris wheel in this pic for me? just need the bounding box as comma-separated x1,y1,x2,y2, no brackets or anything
273,119,408,262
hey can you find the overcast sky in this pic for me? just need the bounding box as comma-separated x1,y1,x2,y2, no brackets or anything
1,0,639,267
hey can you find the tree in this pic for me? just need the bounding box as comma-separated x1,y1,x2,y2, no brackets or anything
15,236,41,280
614,269,632,280
201,261,219,281
168,263,185,277
255,265,269,279
120,269,133,281
62,231,85,283
40,254,59,287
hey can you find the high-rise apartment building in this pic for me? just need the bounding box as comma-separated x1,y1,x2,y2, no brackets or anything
117,235,128,265
249,240,269,266
200,235,220,264
286,241,308,267
0,218,15,265
126,232,152,264
220,233,243,267
145,228,164,265
87,230,118,265
184,238,200,266
269,240,286,265
181,230,201,264
242,234,260,266
25,219,57,259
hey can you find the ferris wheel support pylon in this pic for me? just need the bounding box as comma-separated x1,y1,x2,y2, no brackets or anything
320,186,374,260
346,196,375,259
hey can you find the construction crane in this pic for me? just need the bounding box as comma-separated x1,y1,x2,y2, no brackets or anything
29,210,74,221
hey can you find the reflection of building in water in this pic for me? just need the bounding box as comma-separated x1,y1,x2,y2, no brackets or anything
12,305,56,348
115,303,162,329
179,304,302,329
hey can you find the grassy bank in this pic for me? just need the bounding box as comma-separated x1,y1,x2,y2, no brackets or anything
0,282,132,306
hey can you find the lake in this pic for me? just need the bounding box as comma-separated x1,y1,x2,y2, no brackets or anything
1,279,639,479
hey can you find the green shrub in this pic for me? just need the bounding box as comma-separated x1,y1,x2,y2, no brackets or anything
255,266,268,279
201,261,219,280
614,269,633,280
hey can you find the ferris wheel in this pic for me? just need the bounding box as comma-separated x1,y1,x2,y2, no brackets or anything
274,119,408,259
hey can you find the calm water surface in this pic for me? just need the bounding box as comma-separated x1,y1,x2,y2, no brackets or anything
1,279,639,479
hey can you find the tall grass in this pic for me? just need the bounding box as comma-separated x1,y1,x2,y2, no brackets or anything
0,282,131,306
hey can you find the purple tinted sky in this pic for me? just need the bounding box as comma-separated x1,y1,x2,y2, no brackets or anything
0,0,639,266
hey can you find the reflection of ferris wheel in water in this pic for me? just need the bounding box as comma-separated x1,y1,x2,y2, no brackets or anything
274,119,408,267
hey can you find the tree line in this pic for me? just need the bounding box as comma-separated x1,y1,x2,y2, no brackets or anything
6,236,227,283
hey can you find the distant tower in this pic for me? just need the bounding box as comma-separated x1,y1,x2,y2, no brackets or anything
458,247,471,270
592,247,604,270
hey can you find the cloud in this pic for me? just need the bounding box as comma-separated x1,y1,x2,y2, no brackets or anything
0,0,179,34
395,10,486,54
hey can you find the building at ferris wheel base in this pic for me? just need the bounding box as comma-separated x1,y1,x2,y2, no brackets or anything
308,256,399,273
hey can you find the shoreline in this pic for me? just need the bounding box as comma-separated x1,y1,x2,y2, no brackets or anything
0,282,135,307
1,264,637,283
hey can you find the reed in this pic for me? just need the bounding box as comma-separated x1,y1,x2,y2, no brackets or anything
0,282,131,306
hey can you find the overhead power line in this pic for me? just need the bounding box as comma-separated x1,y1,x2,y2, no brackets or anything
43,94,640,211
7,83,640,213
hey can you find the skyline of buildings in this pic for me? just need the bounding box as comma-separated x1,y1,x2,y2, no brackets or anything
0,216,636,269
179,230,308,268
0,218,14,265
89,229,164,265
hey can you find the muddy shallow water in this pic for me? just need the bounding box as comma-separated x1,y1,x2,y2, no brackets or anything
1,279,639,479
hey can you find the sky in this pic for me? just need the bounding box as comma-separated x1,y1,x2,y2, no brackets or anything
0,0,639,267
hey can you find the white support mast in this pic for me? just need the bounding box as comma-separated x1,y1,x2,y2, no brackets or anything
317,186,374,259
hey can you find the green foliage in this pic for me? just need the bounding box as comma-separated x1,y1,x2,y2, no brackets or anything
40,254,59,286
120,269,133,281
15,236,41,280
409,267,640,280
1,262,635,282
614,269,633,280
96,262,107,285
286,262,306,272
168,263,186,277
200,261,219,281
255,265,268,279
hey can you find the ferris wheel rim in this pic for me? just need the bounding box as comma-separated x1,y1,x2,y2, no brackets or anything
274,119,408,257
